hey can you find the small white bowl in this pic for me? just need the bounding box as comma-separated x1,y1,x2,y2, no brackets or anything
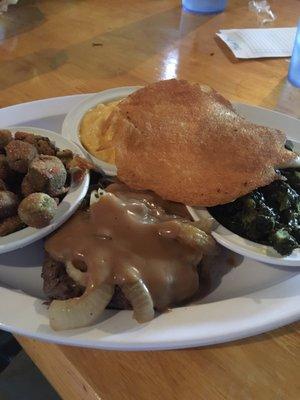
188,137,300,268
62,86,142,176
0,126,90,254
188,206,300,267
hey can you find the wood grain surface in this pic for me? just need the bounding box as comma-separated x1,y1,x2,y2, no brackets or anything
17,323,300,400
0,0,299,399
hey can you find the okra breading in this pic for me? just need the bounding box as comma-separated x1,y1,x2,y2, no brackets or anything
27,155,67,196
18,192,58,228
5,140,38,173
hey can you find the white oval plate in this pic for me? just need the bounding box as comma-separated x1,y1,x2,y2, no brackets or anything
0,94,299,350
0,126,89,253
62,86,141,176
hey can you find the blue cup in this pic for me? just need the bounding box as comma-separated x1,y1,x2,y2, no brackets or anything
182,0,228,14
288,22,300,88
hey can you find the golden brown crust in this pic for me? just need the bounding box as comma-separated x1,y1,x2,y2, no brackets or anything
108,79,296,206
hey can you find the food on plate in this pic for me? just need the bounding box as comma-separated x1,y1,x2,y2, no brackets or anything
27,155,67,196
15,131,57,155
5,140,38,173
42,79,299,330
0,129,12,149
101,79,296,206
79,100,119,164
56,149,74,164
0,179,7,191
0,215,24,236
42,180,217,330
210,168,300,255
43,256,85,300
21,175,35,197
18,193,58,228
0,190,19,218
98,79,297,255
65,154,94,184
0,130,90,235
0,155,11,181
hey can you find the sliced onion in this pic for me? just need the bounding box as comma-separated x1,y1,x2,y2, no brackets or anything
174,221,217,254
66,261,87,287
186,206,215,233
49,284,114,331
89,188,108,206
122,279,154,323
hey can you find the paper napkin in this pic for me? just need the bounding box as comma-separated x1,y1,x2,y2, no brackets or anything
216,27,297,59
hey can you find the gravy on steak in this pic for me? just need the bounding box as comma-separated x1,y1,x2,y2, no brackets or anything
45,184,202,310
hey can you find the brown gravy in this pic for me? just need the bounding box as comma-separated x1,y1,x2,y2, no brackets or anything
45,184,202,310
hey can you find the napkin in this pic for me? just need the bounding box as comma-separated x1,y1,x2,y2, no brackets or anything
216,27,297,59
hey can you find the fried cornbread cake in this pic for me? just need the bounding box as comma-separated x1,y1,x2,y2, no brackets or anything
104,79,296,206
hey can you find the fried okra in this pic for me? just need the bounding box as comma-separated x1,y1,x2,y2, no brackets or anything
0,179,7,191
18,193,58,228
0,130,12,149
5,140,38,173
0,129,89,235
0,190,19,219
27,155,67,196
56,149,74,167
0,155,11,181
21,174,35,197
15,131,57,156
0,215,25,236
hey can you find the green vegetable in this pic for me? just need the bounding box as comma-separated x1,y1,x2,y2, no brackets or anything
292,227,300,242
285,140,294,151
262,181,298,212
271,229,298,256
279,169,300,195
209,170,300,256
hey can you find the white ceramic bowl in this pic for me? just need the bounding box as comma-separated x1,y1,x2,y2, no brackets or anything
0,126,90,254
188,132,300,268
188,201,300,268
62,86,142,176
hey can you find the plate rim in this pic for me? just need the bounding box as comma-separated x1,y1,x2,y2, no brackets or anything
0,274,299,350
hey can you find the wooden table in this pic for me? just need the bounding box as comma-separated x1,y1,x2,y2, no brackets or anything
0,0,299,398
